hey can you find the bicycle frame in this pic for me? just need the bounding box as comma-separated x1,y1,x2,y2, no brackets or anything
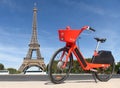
61,44,110,71
49,26,114,84
59,26,110,71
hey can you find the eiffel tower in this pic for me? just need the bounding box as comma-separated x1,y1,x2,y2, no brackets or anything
18,4,46,72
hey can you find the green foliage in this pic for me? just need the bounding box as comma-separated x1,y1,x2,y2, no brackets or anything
0,63,4,70
70,58,91,73
46,59,120,74
115,62,120,73
7,68,20,74
47,58,92,74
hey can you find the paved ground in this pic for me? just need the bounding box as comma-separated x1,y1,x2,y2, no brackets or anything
0,78,120,88
0,74,120,81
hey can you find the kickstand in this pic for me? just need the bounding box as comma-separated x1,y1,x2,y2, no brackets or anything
92,72,97,83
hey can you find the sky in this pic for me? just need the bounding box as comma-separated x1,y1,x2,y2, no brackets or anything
0,0,120,69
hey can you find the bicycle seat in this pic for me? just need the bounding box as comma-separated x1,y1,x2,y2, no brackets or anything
94,37,106,43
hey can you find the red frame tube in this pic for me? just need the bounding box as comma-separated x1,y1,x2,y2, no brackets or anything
60,26,110,71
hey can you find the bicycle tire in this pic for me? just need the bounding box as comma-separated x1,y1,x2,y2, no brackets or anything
48,47,73,84
92,56,115,82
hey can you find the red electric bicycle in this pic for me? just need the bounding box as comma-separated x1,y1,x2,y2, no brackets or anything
48,26,115,84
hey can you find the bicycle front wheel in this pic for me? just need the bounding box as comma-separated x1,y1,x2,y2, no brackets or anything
48,47,73,84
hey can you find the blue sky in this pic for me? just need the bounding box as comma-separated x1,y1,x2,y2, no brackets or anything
0,0,120,69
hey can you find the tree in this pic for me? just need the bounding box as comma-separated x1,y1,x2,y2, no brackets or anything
115,62,120,73
0,63,4,70
7,68,20,74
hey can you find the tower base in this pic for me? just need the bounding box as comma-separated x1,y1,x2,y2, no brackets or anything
18,59,46,72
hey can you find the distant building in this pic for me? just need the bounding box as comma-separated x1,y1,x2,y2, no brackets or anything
0,70,9,75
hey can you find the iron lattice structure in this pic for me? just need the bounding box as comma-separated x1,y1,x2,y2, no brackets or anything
18,4,46,72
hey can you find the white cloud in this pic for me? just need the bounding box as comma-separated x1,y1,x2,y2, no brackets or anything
0,43,60,69
60,0,120,18
95,28,120,62
84,4,105,15
0,44,28,69
41,47,61,64
0,0,16,8
83,3,120,18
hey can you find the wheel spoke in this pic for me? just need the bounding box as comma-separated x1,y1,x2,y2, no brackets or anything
48,47,73,84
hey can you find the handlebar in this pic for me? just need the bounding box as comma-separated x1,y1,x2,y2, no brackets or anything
82,26,96,32
89,27,96,32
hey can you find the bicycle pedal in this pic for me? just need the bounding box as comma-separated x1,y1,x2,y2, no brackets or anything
90,69,97,72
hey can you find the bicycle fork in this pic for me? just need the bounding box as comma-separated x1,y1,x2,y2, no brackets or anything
61,47,73,69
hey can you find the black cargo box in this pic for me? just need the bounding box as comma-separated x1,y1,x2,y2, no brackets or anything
92,50,114,64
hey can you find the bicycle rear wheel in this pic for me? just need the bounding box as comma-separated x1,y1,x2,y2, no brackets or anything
48,47,73,84
92,57,115,82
